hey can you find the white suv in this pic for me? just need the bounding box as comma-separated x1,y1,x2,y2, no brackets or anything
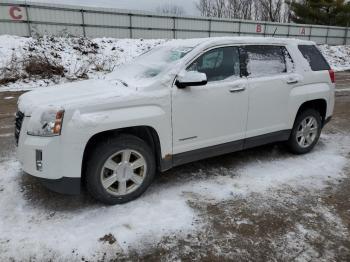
16,37,335,204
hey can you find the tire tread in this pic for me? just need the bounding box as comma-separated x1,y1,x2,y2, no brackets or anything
287,109,322,154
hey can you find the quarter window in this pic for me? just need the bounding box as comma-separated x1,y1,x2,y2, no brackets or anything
298,45,330,71
244,45,294,77
187,47,240,82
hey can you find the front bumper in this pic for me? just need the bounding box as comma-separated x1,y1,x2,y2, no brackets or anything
26,173,81,195
17,117,84,194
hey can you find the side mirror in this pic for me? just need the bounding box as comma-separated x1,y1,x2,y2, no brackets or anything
175,71,207,89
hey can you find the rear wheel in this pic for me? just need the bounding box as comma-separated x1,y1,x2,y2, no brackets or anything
287,109,322,154
86,134,156,205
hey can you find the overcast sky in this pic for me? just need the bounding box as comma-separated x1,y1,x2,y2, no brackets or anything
28,0,200,15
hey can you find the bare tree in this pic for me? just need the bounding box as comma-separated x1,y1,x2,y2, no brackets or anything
283,0,295,23
196,0,214,17
240,0,254,19
196,0,290,22
196,0,226,18
156,4,186,16
215,0,227,18
196,0,255,19
254,0,284,22
226,0,245,18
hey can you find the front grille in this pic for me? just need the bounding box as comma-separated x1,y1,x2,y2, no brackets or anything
15,111,24,146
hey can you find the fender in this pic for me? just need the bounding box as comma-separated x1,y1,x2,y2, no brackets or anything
289,83,330,128
57,104,172,179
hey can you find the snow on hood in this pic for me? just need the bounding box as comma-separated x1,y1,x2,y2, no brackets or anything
18,79,136,116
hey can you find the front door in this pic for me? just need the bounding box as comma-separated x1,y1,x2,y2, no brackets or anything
171,46,249,156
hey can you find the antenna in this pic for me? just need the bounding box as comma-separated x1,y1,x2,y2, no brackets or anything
272,27,278,37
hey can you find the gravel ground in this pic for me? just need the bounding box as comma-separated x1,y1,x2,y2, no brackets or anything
0,72,349,261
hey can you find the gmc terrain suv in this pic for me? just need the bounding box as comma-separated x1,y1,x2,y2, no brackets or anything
16,37,335,204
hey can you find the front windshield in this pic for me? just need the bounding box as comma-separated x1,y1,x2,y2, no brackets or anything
110,45,193,84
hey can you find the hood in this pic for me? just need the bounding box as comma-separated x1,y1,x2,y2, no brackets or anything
18,79,136,116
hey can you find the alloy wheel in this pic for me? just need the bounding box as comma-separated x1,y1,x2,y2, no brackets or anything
100,149,147,196
296,116,319,148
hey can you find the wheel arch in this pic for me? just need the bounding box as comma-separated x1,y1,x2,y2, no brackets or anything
81,126,163,184
294,99,327,126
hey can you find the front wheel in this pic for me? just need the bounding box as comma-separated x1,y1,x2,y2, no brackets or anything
287,109,322,154
85,134,156,205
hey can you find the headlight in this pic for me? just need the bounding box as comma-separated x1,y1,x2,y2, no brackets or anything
27,109,65,137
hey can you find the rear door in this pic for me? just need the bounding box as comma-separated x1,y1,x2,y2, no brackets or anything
243,45,300,138
244,45,299,138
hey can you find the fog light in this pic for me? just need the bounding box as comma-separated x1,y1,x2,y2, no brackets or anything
36,150,43,171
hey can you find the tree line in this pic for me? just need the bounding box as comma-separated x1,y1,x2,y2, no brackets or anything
196,0,290,22
157,0,350,27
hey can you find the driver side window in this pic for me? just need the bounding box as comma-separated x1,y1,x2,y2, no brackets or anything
187,46,240,82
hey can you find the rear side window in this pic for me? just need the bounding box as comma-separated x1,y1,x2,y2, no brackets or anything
244,45,294,77
298,45,330,71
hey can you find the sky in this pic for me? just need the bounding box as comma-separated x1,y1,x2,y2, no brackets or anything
27,0,200,15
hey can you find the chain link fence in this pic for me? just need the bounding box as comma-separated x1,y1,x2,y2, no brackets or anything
1,0,349,45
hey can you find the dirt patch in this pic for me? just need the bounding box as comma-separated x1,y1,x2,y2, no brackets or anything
99,233,117,245
0,77,19,85
24,55,64,78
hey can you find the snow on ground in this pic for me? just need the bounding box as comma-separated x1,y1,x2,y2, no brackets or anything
0,134,349,260
0,35,164,92
0,35,349,92
319,45,350,72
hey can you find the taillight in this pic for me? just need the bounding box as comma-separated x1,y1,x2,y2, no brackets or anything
329,69,335,83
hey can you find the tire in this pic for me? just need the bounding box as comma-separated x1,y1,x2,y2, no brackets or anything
85,134,156,205
287,109,322,154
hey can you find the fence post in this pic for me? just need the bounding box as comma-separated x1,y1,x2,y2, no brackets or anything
238,21,241,36
325,26,330,44
24,3,31,37
309,26,312,40
128,13,133,38
172,16,176,39
287,24,290,38
344,18,349,45
308,26,312,40
208,19,211,37
80,9,86,37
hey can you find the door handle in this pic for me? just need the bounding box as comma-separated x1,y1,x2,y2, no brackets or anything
287,79,298,85
229,86,246,93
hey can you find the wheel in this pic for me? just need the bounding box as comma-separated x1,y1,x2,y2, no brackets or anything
287,109,322,154
85,134,156,205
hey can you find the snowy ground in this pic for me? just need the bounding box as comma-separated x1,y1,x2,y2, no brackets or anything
0,130,350,260
0,35,164,92
0,85,349,260
318,45,350,72
0,35,349,92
